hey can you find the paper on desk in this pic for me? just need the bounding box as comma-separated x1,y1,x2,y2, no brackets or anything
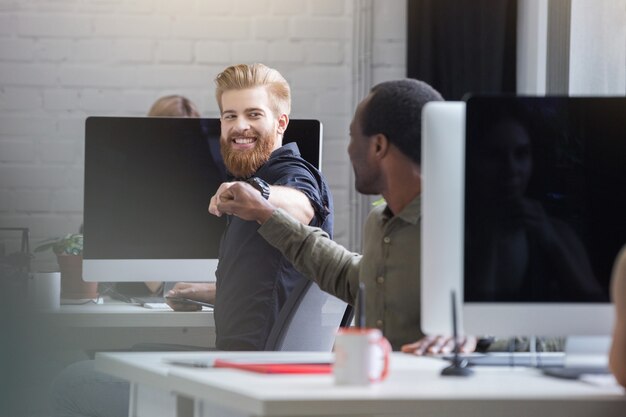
142,302,174,309
61,297,104,305
166,352,334,369
579,373,620,388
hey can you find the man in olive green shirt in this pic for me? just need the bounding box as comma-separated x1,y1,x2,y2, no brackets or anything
210,79,443,351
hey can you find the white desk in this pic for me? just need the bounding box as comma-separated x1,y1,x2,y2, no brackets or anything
96,351,626,417
45,301,215,351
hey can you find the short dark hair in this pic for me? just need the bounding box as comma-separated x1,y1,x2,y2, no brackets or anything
361,79,443,164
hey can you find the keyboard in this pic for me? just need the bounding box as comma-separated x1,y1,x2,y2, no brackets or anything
441,352,566,368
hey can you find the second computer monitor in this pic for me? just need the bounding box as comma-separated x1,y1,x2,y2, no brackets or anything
463,96,623,337
83,117,322,282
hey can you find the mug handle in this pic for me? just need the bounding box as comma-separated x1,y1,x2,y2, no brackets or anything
369,336,392,382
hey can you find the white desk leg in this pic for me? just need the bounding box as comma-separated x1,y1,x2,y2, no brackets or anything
128,383,137,417
130,383,178,417
195,399,248,417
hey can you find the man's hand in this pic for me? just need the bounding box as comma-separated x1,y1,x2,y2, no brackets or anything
209,182,236,217
165,282,216,312
401,335,477,355
211,181,276,224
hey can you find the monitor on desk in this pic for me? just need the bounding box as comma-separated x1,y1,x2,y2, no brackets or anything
83,117,322,282
421,98,622,341
421,101,466,335
462,96,624,337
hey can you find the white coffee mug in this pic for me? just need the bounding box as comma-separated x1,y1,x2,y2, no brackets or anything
333,328,391,386
28,272,61,311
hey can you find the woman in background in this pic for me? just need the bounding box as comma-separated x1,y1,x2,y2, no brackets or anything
610,245,626,388
147,94,200,118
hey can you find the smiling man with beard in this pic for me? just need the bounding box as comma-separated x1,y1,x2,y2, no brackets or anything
167,63,333,351
50,65,333,417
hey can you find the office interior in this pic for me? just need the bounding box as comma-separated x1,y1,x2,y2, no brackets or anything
1,1,625,416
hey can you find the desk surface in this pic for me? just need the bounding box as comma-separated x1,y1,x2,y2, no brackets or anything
45,302,215,351
96,351,626,417
49,301,214,328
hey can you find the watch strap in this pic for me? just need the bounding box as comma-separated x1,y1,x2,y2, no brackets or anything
245,177,270,200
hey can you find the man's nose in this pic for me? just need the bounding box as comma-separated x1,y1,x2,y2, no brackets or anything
233,117,251,132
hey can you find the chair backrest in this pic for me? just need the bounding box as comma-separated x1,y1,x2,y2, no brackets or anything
264,279,352,351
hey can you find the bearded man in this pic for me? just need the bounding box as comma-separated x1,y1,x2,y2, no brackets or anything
50,64,333,417
166,63,334,351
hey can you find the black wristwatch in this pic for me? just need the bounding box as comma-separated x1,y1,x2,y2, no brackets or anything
245,177,270,200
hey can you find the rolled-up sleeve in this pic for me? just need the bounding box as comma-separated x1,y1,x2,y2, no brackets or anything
259,208,361,304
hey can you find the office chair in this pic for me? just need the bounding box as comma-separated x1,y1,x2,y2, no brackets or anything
264,279,353,351
132,279,352,352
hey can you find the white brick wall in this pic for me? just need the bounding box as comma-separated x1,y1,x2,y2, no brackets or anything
372,0,407,84
0,0,407,269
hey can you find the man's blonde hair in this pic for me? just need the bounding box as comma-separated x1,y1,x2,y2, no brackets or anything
215,63,291,117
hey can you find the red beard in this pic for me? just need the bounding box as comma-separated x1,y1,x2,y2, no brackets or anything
220,130,276,178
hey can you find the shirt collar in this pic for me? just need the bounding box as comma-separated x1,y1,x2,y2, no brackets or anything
381,194,422,225
271,142,300,158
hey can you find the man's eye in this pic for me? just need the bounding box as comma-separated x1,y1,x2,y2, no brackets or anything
222,115,235,120
249,112,261,118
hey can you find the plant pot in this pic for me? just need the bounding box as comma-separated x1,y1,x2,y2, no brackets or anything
57,254,98,299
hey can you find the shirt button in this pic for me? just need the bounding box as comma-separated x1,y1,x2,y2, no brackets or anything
383,237,391,244
376,319,383,327
377,276,385,284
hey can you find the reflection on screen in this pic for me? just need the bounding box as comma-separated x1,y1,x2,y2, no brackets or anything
465,97,626,303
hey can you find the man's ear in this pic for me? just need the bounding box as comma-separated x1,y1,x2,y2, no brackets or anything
277,114,289,135
373,134,389,158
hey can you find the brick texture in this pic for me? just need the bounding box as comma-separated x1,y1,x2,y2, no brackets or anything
0,0,408,249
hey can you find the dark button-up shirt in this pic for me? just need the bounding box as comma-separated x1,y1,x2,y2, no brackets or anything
215,143,333,350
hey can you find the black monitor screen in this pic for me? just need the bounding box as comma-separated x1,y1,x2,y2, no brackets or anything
464,96,626,303
84,117,227,259
84,117,321,260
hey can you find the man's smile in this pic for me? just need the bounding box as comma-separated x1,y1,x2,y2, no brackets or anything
233,137,257,145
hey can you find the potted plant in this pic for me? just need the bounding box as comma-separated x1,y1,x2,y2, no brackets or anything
35,233,97,300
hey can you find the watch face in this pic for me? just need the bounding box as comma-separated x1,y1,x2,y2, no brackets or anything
247,177,270,199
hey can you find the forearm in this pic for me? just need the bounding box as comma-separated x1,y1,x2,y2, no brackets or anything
259,208,361,304
212,182,314,225
167,283,216,303
267,185,314,225
144,281,163,294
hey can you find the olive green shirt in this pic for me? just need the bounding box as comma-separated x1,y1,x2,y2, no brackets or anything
259,195,422,351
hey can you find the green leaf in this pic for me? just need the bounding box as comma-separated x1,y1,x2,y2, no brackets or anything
34,233,83,255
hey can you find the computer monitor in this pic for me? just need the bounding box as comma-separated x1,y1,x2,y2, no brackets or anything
462,96,623,337
83,117,322,282
421,101,466,335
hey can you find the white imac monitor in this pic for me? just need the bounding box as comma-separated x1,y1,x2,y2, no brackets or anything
83,117,322,282
462,96,623,337
421,101,466,335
